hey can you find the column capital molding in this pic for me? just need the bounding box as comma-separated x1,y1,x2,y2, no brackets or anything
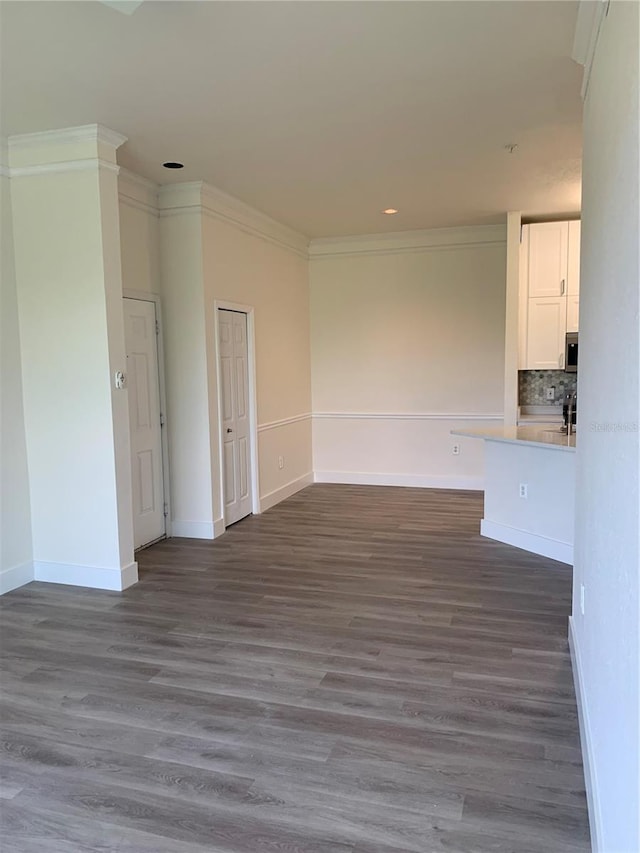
8,124,127,152
7,124,127,174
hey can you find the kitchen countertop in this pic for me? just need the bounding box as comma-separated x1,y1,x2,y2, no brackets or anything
452,424,576,452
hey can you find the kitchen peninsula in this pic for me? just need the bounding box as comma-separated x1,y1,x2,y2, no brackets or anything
453,425,575,565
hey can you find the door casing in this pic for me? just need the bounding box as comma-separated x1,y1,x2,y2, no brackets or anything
214,301,261,528
123,289,172,541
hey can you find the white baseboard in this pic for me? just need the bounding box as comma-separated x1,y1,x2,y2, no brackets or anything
171,520,215,539
313,471,484,491
32,560,138,591
213,517,226,538
0,561,34,595
569,616,602,852
260,472,314,512
480,519,573,564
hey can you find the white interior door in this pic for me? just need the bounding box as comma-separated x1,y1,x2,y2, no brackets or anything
219,309,252,526
124,298,165,549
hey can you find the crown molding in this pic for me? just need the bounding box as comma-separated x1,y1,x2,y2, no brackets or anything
8,124,127,152
158,181,309,258
309,223,507,259
8,159,120,178
572,0,609,100
118,167,159,214
100,0,144,14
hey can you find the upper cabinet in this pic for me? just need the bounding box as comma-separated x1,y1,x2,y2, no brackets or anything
520,220,581,369
527,221,569,297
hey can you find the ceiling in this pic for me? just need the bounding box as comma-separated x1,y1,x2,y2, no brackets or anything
0,1,583,238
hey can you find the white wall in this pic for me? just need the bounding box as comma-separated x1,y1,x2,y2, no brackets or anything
201,208,313,512
119,170,160,296
0,171,33,593
571,3,639,851
8,129,136,590
310,226,506,488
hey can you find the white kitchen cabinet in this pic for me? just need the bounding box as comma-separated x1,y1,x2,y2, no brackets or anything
525,222,569,297
519,220,581,368
526,296,568,370
567,220,581,296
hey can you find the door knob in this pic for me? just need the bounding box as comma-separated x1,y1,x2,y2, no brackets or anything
226,428,233,433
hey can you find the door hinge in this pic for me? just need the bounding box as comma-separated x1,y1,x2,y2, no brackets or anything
155,320,160,335
160,413,165,427
163,503,169,518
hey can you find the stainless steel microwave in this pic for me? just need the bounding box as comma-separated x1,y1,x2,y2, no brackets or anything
565,332,578,373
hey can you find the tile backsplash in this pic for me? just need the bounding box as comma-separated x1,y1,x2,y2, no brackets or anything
519,370,577,406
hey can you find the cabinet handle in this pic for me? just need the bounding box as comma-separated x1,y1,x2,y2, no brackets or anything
561,279,566,295
559,353,565,369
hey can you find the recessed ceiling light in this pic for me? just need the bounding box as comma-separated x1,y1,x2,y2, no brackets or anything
163,161,184,169
382,208,399,215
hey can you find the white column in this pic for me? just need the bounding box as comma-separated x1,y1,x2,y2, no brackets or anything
158,183,218,538
503,211,521,426
9,125,136,590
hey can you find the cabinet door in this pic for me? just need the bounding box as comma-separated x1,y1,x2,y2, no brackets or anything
567,220,581,296
567,295,580,333
526,222,569,297
526,296,568,369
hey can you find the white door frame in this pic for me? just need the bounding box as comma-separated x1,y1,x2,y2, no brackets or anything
123,290,172,539
214,300,261,524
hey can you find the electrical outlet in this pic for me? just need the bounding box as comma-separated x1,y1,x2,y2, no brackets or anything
545,386,556,401
580,584,585,615
519,483,528,499
278,455,284,470
452,444,460,456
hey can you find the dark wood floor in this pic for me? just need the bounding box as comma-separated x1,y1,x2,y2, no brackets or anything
0,484,590,852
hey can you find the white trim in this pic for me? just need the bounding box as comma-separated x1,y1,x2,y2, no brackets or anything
9,159,120,178
118,168,159,215
258,413,312,432
314,471,484,491
572,0,609,100
171,520,215,540
32,560,138,591
309,224,506,259
118,167,157,192
480,519,573,565
100,1,144,16
8,124,127,151
0,562,34,595
158,182,309,258
118,193,159,217
569,616,602,851
213,517,226,538
214,301,261,522
260,473,314,512
313,412,503,422
123,293,172,539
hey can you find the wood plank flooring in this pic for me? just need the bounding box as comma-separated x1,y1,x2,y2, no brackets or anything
0,484,590,852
